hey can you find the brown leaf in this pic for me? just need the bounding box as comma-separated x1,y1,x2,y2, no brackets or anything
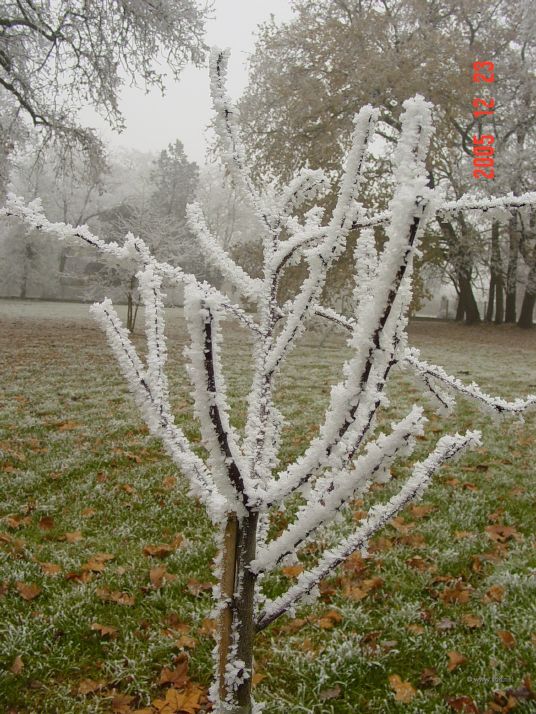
150,566,170,589
95,587,135,606
38,516,54,531
162,476,177,490
90,622,118,638
4,514,31,529
436,618,457,631
40,562,61,576
406,555,434,572
447,696,479,712
16,582,42,601
159,654,189,687
462,614,484,629
388,674,417,703
153,683,203,713
186,578,212,596
81,508,97,518
252,672,266,687
198,618,217,637
176,634,197,649
143,544,175,559
319,684,342,701
111,693,135,713
485,525,523,543
447,651,467,671
281,565,304,578
420,667,441,688
497,630,516,649
440,582,472,605
410,504,435,519
76,678,106,695
58,420,81,431
406,623,425,635
64,531,83,543
9,655,24,675
483,585,505,603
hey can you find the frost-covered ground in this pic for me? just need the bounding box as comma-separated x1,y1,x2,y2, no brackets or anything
1,300,535,713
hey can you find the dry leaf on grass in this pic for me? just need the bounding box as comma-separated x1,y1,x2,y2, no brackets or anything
76,678,106,695
497,630,516,649
152,683,204,713
90,622,118,638
40,562,61,576
9,655,24,674
462,614,483,629
95,587,135,606
159,655,189,687
447,651,467,671
16,582,41,601
483,585,505,603
388,674,416,703
281,565,304,578
447,696,479,712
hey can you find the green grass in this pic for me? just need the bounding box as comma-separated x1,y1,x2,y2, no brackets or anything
0,308,535,713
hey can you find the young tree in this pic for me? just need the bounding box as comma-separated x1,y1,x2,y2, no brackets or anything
2,50,536,714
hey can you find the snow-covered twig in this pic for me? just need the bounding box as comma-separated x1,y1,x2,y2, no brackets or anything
89,299,222,514
255,430,481,631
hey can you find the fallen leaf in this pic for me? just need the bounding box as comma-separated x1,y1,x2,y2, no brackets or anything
111,693,135,713
198,618,217,637
159,654,189,687
176,635,197,649
64,531,83,543
58,420,80,431
153,684,203,713
162,476,177,490
447,696,479,712
388,674,416,703
90,622,118,638
440,582,472,604
447,651,467,671
252,672,266,687
38,516,54,531
16,582,42,601
186,579,212,596
95,587,135,606
281,565,304,578
497,630,516,649
485,525,523,543
406,623,425,635
9,655,24,674
436,618,457,631
76,678,106,695
420,667,441,687
483,585,505,603
143,544,175,559
81,508,97,518
40,562,61,576
319,684,342,701
462,614,484,629
410,504,435,519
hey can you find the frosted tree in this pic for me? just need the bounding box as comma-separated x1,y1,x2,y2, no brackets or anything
2,50,536,714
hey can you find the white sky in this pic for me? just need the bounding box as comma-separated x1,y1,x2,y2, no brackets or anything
79,1,295,165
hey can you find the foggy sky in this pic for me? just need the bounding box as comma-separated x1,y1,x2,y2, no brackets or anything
79,1,295,164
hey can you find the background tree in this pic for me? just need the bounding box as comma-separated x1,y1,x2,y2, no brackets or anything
240,0,536,325
0,0,210,183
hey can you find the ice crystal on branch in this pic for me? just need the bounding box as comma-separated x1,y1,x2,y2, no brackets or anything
2,48,535,714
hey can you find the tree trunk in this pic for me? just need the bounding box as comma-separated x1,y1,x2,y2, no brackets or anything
218,512,258,714
517,259,536,328
505,217,519,322
485,275,495,322
457,272,480,324
495,279,504,324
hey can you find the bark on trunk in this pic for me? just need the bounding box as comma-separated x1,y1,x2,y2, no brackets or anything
518,257,536,328
505,218,519,322
486,275,495,322
218,512,258,714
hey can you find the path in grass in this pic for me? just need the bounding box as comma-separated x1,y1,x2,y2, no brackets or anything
0,300,535,713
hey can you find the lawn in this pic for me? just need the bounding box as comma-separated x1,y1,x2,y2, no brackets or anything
0,300,535,713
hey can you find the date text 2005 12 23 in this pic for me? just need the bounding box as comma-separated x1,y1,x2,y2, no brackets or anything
472,61,495,180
